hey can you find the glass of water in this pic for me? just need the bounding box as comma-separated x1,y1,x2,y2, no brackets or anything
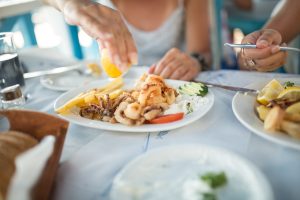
0,32,25,89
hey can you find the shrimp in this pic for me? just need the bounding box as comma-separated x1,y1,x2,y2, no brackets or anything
135,73,148,89
138,84,162,105
145,88,165,105
143,109,162,120
163,87,176,105
131,90,140,100
142,104,168,120
124,102,142,120
145,74,165,87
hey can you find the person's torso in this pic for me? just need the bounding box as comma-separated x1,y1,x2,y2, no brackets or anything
97,0,185,66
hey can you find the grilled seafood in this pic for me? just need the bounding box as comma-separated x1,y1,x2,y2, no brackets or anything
142,103,169,120
124,102,142,120
115,101,146,125
79,73,178,126
138,84,162,105
138,73,177,106
115,102,135,126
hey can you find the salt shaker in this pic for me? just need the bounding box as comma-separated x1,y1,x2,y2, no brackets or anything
0,84,25,109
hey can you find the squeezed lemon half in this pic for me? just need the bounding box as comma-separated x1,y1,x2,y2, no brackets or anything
257,79,284,105
101,49,131,78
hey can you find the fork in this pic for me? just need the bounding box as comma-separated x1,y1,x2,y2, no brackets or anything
224,43,300,53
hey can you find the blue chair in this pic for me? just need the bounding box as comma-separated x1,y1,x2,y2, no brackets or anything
0,13,88,60
67,25,84,59
0,13,37,47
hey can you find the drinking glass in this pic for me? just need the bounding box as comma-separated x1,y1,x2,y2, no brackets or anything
0,32,25,89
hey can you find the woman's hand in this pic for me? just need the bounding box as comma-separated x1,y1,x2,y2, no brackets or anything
238,29,287,72
62,0,137,71
148,48,201,81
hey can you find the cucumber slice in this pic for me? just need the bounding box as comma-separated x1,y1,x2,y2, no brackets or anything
178,82,208,96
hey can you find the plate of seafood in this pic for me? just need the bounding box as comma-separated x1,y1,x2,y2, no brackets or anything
54,73,214,132
232,78,300,150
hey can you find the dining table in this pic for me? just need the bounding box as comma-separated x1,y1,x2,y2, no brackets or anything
14,48,300,200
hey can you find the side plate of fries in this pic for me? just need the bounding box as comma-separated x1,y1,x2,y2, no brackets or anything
232,78,300,150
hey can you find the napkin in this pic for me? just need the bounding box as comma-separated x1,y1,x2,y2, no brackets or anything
6,135,56,200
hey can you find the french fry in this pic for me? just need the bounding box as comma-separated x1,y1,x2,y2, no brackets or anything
94,79,124,99
56,77,123,114
100,77,123,92
284,112,300,123
108,89,123,99
264,106,285,131
84,91,97,104
281,120,300,139
55,93,85,114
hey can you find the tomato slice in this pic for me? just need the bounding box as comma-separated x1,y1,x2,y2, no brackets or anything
148,113,184,124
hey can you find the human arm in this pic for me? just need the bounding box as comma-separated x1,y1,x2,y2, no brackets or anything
264,0,300,43
238,0,300,71
43,0,137,71
150,0,210,81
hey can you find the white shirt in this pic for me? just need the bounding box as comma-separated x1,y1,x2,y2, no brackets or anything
97,0,185,66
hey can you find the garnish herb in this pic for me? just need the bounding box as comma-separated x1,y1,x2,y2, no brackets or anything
284,81,295,88
186,102,193,114
202,192,217,200
200,171,227,189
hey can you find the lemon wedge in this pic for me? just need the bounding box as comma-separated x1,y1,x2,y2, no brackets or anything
101,49,131,78
286,102,300,114
277,86,300,102
257,79,284,105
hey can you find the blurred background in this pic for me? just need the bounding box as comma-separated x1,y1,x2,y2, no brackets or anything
0,0,289,70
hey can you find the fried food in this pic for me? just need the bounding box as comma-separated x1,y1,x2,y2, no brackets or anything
59,73,178,126
264,106,285,131
124,102,142,120
256,80,300,139
281,120,300,139
56,77,123,114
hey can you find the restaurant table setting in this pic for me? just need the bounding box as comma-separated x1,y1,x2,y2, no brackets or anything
1,48,300,200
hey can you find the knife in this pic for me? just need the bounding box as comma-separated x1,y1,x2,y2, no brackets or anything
23,64,83,79
194,80,260,95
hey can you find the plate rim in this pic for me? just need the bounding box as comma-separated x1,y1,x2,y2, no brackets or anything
110,144,274,200
54,78,214,132
232,78,300,150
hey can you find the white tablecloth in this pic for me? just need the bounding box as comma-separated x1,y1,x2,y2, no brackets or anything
19,51,300,200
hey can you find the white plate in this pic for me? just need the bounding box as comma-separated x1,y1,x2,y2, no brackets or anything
232,78,300,150
110,145,273,200
54,78,214,132
40,66,149,91
40,71,102,91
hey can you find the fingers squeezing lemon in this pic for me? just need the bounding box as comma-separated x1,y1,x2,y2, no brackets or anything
101,49,132,78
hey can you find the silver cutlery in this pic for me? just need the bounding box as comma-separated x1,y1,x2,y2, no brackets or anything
194,80,260,95
224,43,300,53
23,64,85,79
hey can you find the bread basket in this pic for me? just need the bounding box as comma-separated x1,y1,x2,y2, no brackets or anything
0,109,69,200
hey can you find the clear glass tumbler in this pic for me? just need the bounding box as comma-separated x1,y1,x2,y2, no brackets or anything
0,32,25,89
